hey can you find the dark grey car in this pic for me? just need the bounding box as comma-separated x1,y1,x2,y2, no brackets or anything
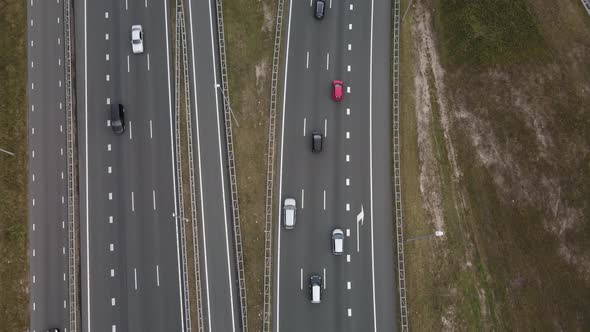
314,0,325,19
312,131,323,153
110,103,126,135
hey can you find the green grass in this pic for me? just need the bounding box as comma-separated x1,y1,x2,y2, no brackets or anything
0,0,28,330
437,0,545,65
223,0,276,330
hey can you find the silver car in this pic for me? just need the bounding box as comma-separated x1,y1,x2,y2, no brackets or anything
131,25,144,54
283,198,296,229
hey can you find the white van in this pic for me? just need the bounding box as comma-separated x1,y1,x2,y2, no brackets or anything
332,228,344,255
283,198,296,229
310,275,322,303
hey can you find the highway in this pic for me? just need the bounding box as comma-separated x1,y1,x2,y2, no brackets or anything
184,0,242,330
76,0,185,331
273,0,396,330
27,0,70,331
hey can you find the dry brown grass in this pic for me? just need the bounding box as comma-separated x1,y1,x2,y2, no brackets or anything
402,0,590,329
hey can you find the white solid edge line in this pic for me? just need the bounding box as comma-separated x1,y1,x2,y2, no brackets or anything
162,0,185,329
207,0,237,325
369,0,377,328
276,0,295,329
187,0,213,330
83,0,91,329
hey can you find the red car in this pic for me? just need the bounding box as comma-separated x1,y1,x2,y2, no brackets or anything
332,80,343,101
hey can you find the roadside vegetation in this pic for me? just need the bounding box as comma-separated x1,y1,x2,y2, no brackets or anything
223,0,276,329
401,0,590,329
0,0,28,330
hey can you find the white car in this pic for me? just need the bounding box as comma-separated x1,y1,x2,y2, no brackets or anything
131,25,144,54
283,198,296,229
332,228,344,255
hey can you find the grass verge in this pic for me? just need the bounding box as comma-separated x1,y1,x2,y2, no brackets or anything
223,0,276,329
0,0,28,330
403,0,590,329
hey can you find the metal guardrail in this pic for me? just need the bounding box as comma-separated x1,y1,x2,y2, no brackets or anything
212,0,249,330
392,0,408,330
177,0,205,330
582,0,590,15
262,0,287,329
63,0,78,331
173,2,193,331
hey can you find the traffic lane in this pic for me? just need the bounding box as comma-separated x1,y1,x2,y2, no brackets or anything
79,0,128,329
186,0,240,329
28,0,69,329
368,0,396,327
114,0,183,329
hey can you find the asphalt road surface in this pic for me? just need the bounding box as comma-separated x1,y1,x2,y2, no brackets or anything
273,0,396,330
27,0,70,331
76,0,185,331
184,0,241,330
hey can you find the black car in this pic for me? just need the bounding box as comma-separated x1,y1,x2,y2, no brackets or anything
110,103,126,134
312,131,323,153
314,0,325,19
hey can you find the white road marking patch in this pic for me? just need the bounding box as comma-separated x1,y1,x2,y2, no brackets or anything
346,154,350,162
111,298,116,306
105,12,109,18
348,23,352,30
348,308,352,316
108,166,112,173
105,33,109,40
347,281,351,289
110,269,115,277
107,144,111,151
347,254,351,262
109,216,113,223
108,193,112,200
346,203,350,211
109,243,114,252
